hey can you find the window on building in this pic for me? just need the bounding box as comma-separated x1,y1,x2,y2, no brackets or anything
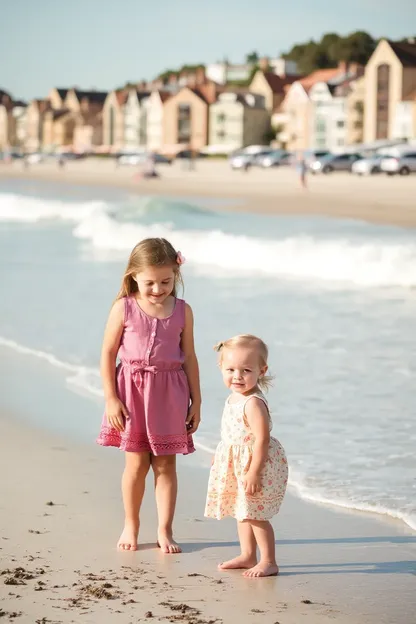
336,120,345,128
217,130,226,139
178,103,191,143
337,138,345,146
376,64,390,140
315,119,326,134
217,113,226,123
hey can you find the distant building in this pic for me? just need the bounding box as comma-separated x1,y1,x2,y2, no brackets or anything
206,63,252,85
145,90,171,152
123,89,150,150
364,39,416,142
249,70,299,112
102,90,128,151
309,65,364,151
209,92,270,151
25,99,51,151
163,87,209,153
0,89,14,149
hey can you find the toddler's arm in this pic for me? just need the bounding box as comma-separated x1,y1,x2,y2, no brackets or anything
243,398,270,494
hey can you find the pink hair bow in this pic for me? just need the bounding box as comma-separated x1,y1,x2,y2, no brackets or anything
176,251,186,266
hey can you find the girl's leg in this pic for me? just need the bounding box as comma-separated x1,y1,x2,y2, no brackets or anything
218,520,257,570
118,451,151,551
243,520,279,577
152,454,181,554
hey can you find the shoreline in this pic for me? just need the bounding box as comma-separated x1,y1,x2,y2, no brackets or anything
1,412,415,624
1,159,416,228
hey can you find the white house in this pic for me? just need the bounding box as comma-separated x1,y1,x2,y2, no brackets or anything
209,92,270,151
145,90,169,151
123,90,150,150
392,98,416,139
308,81,348,151
12,101,28,148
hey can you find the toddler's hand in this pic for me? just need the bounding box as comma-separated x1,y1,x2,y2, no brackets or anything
106,398,128,432
243,471,262,496
186,403,201,435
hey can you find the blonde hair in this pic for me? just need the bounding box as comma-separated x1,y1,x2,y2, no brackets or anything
116,238,183,300
214,334,274,391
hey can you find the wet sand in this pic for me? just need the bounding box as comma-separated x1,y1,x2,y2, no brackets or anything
1,414,415,624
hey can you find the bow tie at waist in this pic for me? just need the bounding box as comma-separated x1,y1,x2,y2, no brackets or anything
120,360,183,389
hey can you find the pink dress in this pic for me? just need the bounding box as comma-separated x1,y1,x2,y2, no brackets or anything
97,296,194,456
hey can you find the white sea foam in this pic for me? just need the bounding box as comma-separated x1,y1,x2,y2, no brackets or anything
1,334,415,532
2,192,416,288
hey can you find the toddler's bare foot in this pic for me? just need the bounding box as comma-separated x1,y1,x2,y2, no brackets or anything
117,521,139,551
243,562,279,578
157,530,181,554
218,554,257,570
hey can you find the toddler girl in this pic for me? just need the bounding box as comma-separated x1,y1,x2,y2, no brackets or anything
97,238,201,554
205,334,287,577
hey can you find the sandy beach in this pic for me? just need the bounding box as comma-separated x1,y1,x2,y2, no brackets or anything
1,414,415,624
1,158,416,228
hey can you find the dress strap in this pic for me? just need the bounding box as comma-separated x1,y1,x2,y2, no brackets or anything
243,392,269,410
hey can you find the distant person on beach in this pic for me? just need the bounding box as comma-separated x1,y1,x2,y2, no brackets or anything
297,152,308,189
205,335,288,578
97,238,201,553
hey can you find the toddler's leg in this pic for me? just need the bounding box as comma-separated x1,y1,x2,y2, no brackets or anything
218,521,257,570
118,451,151,551
243,520,279,577
152,455,181,554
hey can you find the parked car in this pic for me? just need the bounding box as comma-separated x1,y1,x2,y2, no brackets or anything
351,154,386,175
380,152,416,175
175,150,207,159
304,150,331,166
229,149,273,170
117,152,171,166
255,150,292,168
310,153,362,174
25,153,45,164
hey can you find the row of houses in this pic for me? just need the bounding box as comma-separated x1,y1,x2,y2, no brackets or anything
1,39,416,155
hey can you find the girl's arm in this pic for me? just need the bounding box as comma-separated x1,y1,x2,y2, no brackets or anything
181,303,201,434
100,299,128,431
243,398,270,495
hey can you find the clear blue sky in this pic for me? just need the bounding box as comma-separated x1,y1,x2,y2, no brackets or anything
1,0,415,101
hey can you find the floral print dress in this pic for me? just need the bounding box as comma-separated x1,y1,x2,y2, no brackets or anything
205,392,288,521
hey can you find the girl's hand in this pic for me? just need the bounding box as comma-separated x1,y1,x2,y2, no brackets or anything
186,403,201,435
106,397,128,432
243,471,262,496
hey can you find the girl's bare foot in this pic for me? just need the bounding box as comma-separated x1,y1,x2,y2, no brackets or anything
218,554,257,570
243,562,279,578
157,530,181,554
117,521,139,551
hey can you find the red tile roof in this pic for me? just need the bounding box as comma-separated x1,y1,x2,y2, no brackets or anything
299,68,342,92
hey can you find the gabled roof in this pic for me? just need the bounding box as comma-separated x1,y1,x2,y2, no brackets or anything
73,89,108,104
51,109,70,121
299,68,341,92
13,100,27,107
388,40,416,67
56,88,69,99
262,72,299,93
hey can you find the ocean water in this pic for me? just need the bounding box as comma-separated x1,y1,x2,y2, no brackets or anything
0,179,415,531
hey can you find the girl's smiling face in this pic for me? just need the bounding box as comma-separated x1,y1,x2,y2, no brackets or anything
134,266,175,305
220,346,268,395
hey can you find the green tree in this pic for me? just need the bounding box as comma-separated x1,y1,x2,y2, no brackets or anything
332,31,376,65
246,51,259,64
283,31,376,74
